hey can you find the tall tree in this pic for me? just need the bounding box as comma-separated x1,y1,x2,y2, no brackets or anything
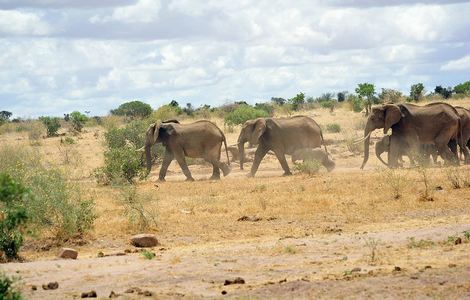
355,83,375,115
409,83,425,102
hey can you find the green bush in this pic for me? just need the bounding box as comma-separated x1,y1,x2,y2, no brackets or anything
319,100,335,109
0,272,22,300
0,174,30,260
151,105,182,121
0,145,95,240
98,120,163,184
454,81,470,95
69,111,89,132
111,100,152,119
224,105,269,126
27,122,43,145
39,116,61,137
326,123,341,133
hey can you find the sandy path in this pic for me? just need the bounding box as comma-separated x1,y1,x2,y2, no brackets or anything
3,221,469,299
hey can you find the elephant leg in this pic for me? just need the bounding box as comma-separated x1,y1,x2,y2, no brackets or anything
388,136,402,168
209,163,221,180
250,145,269,177
273,150,292,176
173,150,195,181
158,149,174,181
436,134,458,166
458,139,470,164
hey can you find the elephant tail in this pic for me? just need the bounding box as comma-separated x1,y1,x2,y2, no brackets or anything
216,125,230,165
320,130,328,155
458,118,464,160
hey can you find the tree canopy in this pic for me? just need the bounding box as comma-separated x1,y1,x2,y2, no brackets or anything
110,101,152,118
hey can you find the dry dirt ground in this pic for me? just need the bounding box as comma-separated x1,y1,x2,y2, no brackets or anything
1,101,470,299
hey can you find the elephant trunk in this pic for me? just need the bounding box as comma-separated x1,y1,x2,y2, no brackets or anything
360,119,375,169
238,141,245,170
375,146,389,167
145,144,152,173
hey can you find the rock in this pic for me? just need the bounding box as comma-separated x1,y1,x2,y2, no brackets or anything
130,234,159,248
224,277,245,285
42,282,59,290
58,248,78,259
81,290,97,298
351,267,361,273
237,216,262,222
454,237,462,245
221,290,227,295
394,266,402,272
31,285,37,291
448,263,457,268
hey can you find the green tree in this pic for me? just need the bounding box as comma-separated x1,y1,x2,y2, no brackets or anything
39,116,61,137
69,111,89,132
289,92,305,111
0,111,12,126
110,101,152,119
409,83,425,102
0,173,30,260
454,81,470,95
355,83,375,115
434,86,452,99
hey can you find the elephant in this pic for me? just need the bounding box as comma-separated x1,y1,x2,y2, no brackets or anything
144,120,230,181
237,115,327,177
291,148,336,172
375,135,439,167
361,102,467,169
455,106,470,163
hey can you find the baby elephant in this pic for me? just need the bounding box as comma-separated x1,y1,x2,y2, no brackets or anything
291,148,335,172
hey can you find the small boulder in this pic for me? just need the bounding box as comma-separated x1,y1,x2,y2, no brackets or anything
81,290,97,298
58,248,78,259
130,234,159,248
42,282,59,290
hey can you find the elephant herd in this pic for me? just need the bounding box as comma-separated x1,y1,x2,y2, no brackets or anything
143,102,470,182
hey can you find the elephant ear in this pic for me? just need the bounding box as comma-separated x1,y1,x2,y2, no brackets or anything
161,122,178,136
146,121,161,145
383,105,403,134
250,118,266,145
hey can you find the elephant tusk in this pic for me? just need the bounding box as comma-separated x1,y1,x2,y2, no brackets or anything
351,132,372,145
136,146,145,152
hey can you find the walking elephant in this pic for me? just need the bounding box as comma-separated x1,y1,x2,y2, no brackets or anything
455,106,470,163
144,120,230,181
237,115,327,177
361,102,466,169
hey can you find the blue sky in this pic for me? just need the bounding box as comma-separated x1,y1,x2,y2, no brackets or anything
0,0,469,117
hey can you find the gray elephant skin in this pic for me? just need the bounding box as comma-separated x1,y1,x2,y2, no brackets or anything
291,148,335,172
361,102,467,169
455,106,470,163
144,120,230,181
375,135,438,167
237,115,327,177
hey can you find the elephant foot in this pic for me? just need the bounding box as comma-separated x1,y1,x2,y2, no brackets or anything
185,177,195,182
282,171,293,177
209,175,221,180
157,177,166,182
246,173,254,178
222,165,231,177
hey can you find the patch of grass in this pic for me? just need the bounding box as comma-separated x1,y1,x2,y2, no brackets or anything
463,230,470,240
364,237,379,263
326,123,341,133
27,122,43,146
283,245,297,255
119,186,158,231
417,166,434,201
344,133,364,154
407,237,435,249
141,250,156,260
445,167,470,189
382,169,407,199
0,145,96,241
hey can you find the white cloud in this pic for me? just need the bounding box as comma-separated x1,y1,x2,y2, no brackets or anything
90,0,161,23
0,10,51,35
441,55,470,71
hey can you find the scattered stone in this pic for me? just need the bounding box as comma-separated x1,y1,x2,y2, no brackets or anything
97,252,105,258
31,285,37,291
237,216,262,222
125,287,141,294
279,278,287,284
81,290,97,298
435,186,444,191
221,290,227,295
42,282,59,290
266,217,278,221
58,248,78,259
410,275,419,280
130,234,159,248
424,265,432,270
394,266,402,272
224,277,245,285
109,291,119,298
454,237,462,245
138,290,152,297
439,281,447,285
448,263,457,268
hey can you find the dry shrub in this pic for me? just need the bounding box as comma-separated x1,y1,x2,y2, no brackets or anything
344,132,364,154
28,121,44,146
101,115,125,131
381,169,407,199
445,167,470,189
294,159,321,175
119,186,158,231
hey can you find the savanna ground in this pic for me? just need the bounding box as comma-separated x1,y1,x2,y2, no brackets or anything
1,99,470,299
